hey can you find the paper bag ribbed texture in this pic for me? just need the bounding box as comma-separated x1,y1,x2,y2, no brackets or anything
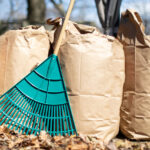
0,26,50,95
53,21,125,143
118,9,150,139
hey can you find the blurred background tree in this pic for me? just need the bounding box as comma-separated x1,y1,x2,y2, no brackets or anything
0,0,99,34
0,0,149,35
27,0,46,24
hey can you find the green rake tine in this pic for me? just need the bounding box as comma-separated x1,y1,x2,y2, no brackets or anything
43,105,48,131
53,106,56,136
46,106,50,131
0,86,16,98
30,103,40,135
1,91,20,115
56,106,59,135
8,95,26,129
0,92,21,124
55,106,58,135
26,102,38,135
20,98,35,131
21,99,35,134
13,98,29,131
0,89,17,110
23,100,37,134
2,88,16,97
57,106,60,135
34,103,43,135
36,103,43,132
0,93,16,117
28,102,40,135
42,104,47,131
12,96,29,129
66,104,73,135
38,105,44,135
39,104,45,132
5,93,24,125
49,105,53,135
63,104,70,135
61,105,66,135
22,112,32,134
0,94,5,100
46,105,51,132
0,90,18,120
37,104,45,135
47,106,50,135
18,98,33,133
0,89,15,104
59,105,63,135
13,97,31,130
42,107,46,131
0,94,5,99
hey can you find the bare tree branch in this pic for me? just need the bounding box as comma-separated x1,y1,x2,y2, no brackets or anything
50,0,65,17
8,0,14,21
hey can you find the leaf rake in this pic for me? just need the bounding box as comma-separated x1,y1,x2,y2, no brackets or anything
0,0,77,136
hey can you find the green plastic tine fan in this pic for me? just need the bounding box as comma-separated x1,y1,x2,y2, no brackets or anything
0,0,77,136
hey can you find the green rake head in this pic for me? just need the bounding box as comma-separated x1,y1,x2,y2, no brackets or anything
0,54,77,136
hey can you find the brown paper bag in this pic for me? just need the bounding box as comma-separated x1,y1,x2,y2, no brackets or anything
118,9,150,139
52,20,125,144
0,26,51,95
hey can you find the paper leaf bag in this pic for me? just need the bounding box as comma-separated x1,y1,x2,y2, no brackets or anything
0,26,51,95
51,20,125,143
118,9,150,139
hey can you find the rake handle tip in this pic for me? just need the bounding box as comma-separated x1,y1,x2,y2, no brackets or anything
53,0,75,56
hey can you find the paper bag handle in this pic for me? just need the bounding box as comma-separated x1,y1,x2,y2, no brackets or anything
126,9,145,33
53,0,75,56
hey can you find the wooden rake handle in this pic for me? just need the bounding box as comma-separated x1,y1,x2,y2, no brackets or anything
53,0,75,56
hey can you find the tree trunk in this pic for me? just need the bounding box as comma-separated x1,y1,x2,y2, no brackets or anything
27,0,46,24
95,0,122,37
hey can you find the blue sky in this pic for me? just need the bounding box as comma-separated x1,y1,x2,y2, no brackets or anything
0,0,149,27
